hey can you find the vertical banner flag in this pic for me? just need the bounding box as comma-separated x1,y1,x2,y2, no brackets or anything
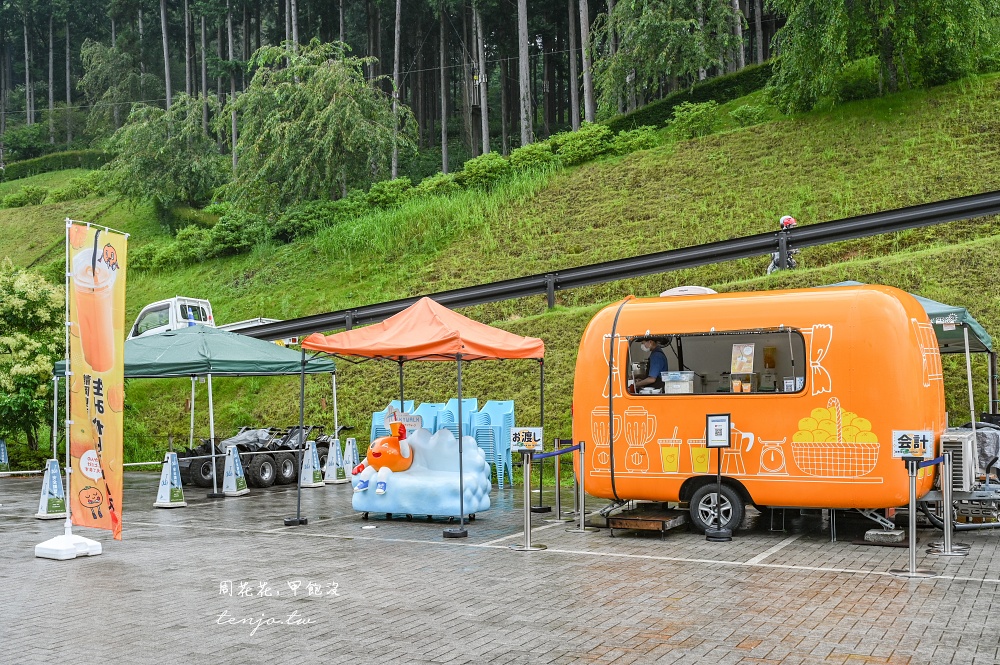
68,222,128,540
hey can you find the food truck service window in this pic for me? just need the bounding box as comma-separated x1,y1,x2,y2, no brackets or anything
626,328,807,396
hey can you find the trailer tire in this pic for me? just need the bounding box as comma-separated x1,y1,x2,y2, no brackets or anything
274,452,298,485
689,484,744,533
247,454,277,488
316,446,329,471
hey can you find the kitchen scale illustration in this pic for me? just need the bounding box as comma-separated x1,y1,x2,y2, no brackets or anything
758,437,788,475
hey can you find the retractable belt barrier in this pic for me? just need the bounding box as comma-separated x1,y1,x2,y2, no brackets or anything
511,443,583,552
927,451,971,558
890,454,961,578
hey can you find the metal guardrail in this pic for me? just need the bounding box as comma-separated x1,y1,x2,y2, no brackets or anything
238,190,1000,341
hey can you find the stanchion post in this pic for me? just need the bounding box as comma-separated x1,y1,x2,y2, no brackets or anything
511,450,546,551
890,456,936,577
567,441,598,533
544,439,573,523
929,451,970,557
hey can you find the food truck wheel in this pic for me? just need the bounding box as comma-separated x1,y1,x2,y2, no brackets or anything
689,484,744,533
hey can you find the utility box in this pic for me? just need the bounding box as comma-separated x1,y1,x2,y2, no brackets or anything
941,429,977,492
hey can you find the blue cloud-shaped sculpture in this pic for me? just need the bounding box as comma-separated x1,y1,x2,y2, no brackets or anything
351,428,492,517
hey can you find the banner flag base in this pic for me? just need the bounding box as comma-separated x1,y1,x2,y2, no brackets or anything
35,459,67,520
301,441,324,488
222,446,249,497
154,452,188,508
35,521,102,560
324,438,349,484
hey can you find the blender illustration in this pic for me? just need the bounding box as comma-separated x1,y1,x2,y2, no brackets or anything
590,407,621,473
623,406,656,473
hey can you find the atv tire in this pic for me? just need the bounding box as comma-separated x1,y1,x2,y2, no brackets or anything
191,455,224,488
274,451,298,485
246,454,277,488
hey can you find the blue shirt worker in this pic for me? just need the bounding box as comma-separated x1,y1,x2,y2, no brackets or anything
635,339,667,391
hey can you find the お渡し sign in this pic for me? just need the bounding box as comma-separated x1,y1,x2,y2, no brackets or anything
67,222,128,540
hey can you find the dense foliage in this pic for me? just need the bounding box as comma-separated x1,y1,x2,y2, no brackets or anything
221,41,414,211
0,260,62,452
767,0,1000,111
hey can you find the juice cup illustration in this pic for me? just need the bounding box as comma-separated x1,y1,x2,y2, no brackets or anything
72,248,117,373
689,437,710,473
658,427,681,473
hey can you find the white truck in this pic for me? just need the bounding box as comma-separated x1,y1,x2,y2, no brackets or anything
127,297,296,344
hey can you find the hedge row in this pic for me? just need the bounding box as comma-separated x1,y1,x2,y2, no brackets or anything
606,61,775,133
1,150,109,182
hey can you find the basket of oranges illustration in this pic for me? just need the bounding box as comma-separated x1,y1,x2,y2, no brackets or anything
789,397,879,477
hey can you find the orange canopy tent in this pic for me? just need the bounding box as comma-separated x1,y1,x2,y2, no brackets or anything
300,297,545,361
298,297,546,538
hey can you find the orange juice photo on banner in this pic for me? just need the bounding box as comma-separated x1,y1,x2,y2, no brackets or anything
68,223,128,540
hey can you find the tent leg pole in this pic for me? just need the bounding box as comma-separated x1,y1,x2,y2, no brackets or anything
286,349,308,526
52,376,59,460
399,360,405,411
965,327,977,443
332,373,339,435
444,355,468,539
189,376,196,449
989,352,997,416
532,359,550,513
207,374,222,498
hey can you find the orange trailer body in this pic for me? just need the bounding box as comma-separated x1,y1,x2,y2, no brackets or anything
572,285,946,510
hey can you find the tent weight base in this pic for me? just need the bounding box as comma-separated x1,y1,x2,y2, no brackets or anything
284,517,308,526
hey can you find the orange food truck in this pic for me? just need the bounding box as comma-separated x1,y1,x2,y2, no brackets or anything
572,284,947,532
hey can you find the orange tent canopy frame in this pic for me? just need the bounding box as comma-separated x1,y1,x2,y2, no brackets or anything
297,297,546,539
301,297,545,362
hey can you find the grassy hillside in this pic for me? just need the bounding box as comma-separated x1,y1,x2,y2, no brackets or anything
3,75,1000,464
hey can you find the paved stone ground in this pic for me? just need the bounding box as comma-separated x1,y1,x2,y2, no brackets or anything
3,472,1000,664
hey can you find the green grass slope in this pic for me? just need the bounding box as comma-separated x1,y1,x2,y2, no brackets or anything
4,77,1000,463
120,76,1000,463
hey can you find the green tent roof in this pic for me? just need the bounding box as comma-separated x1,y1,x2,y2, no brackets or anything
54,324,336,378
823,282,992,353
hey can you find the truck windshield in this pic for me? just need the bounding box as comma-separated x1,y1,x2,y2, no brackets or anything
626,329,807,395
135,305,170,335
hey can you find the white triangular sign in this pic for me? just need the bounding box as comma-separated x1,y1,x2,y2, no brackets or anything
154,452,187,508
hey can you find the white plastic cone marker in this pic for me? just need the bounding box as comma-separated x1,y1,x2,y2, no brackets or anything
35,459,67,519
300,441,324,488
154,452,188,508
324,438,348,484
222,446,249,497
343,438,360,473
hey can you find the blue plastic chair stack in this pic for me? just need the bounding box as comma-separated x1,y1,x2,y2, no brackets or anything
439,398,477,439
481,400,515,489
412,402,444,433
370,400,416,441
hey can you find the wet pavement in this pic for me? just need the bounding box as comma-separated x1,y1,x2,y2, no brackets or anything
3,472,1000,664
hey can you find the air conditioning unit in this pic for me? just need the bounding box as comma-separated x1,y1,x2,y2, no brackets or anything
941,429,976,492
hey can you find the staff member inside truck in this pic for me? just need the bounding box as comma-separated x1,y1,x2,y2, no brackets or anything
633,338,668,392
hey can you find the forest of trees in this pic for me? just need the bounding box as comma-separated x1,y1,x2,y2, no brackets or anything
0,0,995,197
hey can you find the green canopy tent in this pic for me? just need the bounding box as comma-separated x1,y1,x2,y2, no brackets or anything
822,281,996,424
823,281,992,354
53,325,337,497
